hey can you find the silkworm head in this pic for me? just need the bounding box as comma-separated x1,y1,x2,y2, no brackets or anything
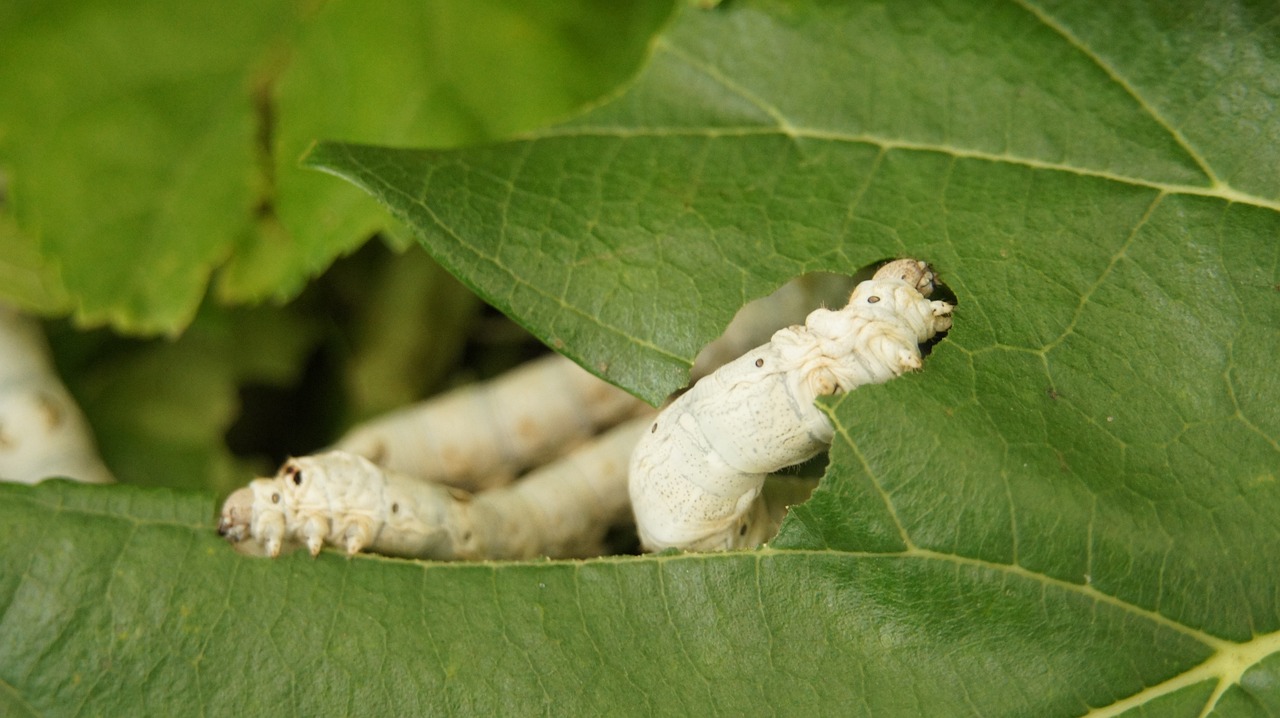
873,258,936,296
217,487,254,541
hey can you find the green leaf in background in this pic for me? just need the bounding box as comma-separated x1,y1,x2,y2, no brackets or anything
2,0,1279,716
0,0,671,333
0,206,69,314
0,0,299,332
47,241,500,497
216,0,675,305
315,241,481,421
48,301,322,496
0,0,672,497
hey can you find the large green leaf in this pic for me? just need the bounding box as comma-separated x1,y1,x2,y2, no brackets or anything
0,0,298,332
1,478,1276,716
302,0,1277,711
305,0,1279,404
216,0,674,306
3,1,1279,715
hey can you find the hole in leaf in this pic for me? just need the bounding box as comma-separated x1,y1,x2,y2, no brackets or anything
689,271,859,386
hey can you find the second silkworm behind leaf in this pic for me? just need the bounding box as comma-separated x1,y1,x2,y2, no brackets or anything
628,259,954,553
333,353,648,492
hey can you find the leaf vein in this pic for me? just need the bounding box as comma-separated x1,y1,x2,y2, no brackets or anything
336,147,689,372
519,126,1280,212
1013,0,1220,187
654,37,796,134
1041,192,1163,355
823,404,915,551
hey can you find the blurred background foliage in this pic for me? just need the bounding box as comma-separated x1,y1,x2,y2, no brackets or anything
0,0,675,495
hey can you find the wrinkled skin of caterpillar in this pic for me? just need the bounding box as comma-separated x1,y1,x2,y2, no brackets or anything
218,452,470,559
333,353,648,492
219,418,649,560
628,259,954,552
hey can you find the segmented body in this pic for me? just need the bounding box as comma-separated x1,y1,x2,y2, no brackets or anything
628,260,953,552
219,417,648,560
334,353,648,491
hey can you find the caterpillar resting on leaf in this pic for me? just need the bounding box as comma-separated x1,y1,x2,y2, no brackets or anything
219,417,649,559
628,259,954,552
219,352,653,559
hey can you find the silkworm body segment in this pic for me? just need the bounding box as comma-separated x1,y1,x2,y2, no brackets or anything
334,353,647,492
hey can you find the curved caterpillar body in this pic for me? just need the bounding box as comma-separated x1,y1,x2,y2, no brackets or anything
333,353,648,492
219,417,649,560
628,259,954,552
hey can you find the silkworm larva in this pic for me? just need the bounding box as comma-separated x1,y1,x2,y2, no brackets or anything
332,353,648,492
0,306,114,485
628,259,954,552
219,416,650,560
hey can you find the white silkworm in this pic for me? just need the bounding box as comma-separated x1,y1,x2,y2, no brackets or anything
628,259,954,553
219,417,649,560
0,306,113,484
332,352,649,492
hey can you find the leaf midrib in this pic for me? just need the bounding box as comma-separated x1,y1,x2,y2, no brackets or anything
520,9,1279,212
518,125,1277,212
1083,630,1280,717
